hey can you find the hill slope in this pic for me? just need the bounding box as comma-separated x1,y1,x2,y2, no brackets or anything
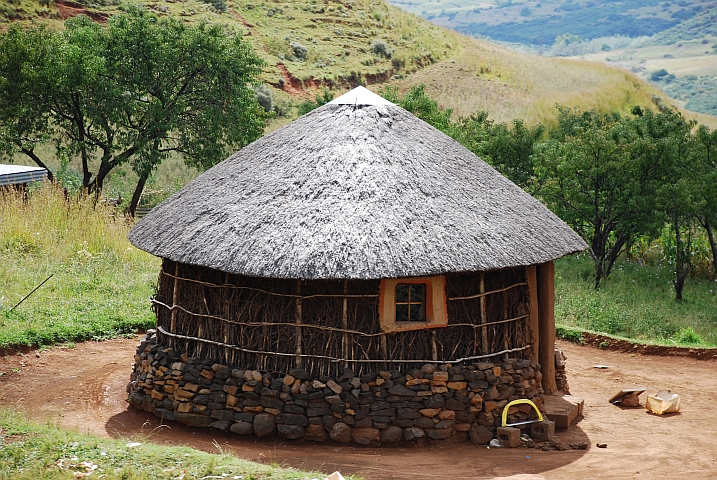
1,0,701,127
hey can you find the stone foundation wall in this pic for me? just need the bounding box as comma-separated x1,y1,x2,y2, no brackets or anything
127,334,545,446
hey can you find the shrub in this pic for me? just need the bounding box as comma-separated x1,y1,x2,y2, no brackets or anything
290,42,308,60
556,326,584,344
252,84,274,113
371,39,392,58
675,327,702,345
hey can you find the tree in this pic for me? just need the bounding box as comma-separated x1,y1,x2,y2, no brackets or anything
534,107,659,289
0,6,266,215
379,85,459,138
634,108,699,300
457,114,544,189
694,125,717,277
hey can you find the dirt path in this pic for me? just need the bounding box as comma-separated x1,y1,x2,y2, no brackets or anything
1,338,716,479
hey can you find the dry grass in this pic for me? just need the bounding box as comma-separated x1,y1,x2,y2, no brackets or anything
388,36,680,125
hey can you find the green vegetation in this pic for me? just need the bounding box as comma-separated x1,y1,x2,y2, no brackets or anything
0,407,332,479
0,184,157,348
555,255,717,347
0,7,266,216
386,86,717,299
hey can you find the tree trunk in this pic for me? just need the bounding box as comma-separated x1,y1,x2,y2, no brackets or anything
673,215,689,301
20,148,54,182
127,170,149,217
705,220,717,278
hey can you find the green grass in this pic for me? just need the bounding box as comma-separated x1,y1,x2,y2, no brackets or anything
555,254,717,347
0,184,158,348
0,408,337,479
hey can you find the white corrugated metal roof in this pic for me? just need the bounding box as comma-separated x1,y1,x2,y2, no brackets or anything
0,164,48,186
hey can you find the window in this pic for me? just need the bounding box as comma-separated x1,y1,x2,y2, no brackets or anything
395,284,426,321
379,276,448,332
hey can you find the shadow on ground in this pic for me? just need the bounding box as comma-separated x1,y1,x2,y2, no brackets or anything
105,406,589,480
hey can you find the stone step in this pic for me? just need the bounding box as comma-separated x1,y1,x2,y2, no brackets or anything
543,394,584,429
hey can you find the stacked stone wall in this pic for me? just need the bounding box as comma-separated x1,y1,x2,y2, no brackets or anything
127,334,544,446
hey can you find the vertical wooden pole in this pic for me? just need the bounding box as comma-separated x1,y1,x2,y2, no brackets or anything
502,290,509,361
479,272,489,354
538,262,558,394
380,334,388,370
224,272,230,364
526,265,540,363
170,263,180,334
431,331,438,361
295,279,303,369
342,280,349,370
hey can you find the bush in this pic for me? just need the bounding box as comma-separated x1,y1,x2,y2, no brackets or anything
371,39,392,58
252,84,274,113
556,326,584,344
290,41,308,60
675,327,702,345
202,0,226,12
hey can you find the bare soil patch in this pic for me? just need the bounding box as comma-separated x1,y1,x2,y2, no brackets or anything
1,337,716,479
55,0,108,22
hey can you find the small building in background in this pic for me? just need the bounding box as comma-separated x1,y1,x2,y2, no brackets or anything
0,164,48,188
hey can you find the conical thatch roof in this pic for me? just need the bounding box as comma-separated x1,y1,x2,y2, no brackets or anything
129,86,586,280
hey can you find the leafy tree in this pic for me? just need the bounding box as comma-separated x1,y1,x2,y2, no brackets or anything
380,85,458,137
297,88,335,115
634,108,699,300
534,107,660,289
692,125,717,277
0,7,266,215
457,114,544,188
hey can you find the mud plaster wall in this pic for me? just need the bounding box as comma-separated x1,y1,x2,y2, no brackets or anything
127,334,545,446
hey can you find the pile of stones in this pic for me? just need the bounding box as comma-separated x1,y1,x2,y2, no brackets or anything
127,333,545,446
555,345,570,394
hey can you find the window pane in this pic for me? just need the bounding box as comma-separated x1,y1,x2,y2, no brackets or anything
410,304,424,321
396,304,409,322
396,284,409,302
410,284,425,302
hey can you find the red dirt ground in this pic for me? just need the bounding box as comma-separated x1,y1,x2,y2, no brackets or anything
1,338,716,479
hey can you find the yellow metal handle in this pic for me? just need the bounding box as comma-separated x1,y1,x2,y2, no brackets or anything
501,399,543,427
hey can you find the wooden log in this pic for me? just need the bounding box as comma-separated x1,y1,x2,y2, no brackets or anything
342,280,349,370
526,265,540,364
537,262,557,393
295,279,303,369
479,273,488,354
169,263,180,334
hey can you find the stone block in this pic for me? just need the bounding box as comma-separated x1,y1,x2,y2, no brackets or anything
419,408,441,417
403,427,425,441
230,421,254,435
329,422,352,443
497,426,521,448
530,420,555,442
278,424,304,440
210,421,231,432
253,413,276,438
427,427,453,439
176,413,213,428
381,426,403,444
352,427,380,445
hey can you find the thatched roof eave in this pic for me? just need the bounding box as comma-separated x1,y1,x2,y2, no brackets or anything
129,93,587,280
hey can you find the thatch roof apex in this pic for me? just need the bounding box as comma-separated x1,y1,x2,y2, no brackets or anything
129,87,587,280
328,86,395,106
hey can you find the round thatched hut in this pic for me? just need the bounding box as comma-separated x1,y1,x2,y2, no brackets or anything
127,87,586,445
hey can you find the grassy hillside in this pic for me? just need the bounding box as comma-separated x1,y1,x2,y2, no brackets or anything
3,0,715,204
1,0,696,124
388,35,700,126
